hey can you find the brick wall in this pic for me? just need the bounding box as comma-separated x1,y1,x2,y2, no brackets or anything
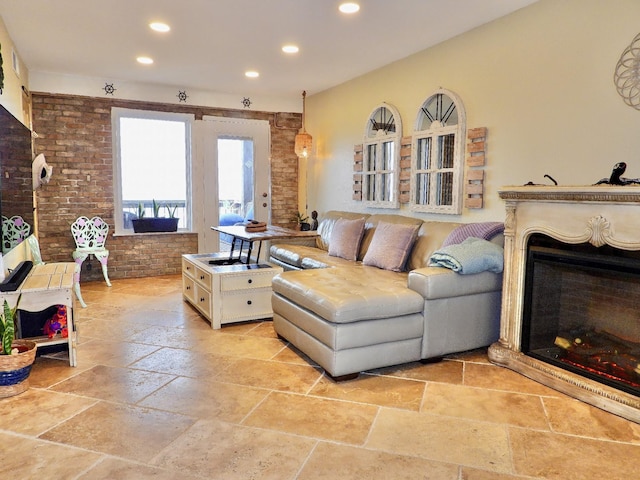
31,93,301,281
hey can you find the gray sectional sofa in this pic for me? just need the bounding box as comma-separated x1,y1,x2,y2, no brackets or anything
269,211,504,380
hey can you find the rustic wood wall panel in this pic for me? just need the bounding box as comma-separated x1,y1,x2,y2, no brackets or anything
353,144,363,201
465,127,487,208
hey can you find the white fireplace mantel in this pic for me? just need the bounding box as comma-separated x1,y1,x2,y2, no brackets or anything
488,185,640,423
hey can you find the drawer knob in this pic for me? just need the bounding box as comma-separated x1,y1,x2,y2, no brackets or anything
200,275,205,280
200,297,205,302
186,286,191,290
247,279,252,284
247,300,252,305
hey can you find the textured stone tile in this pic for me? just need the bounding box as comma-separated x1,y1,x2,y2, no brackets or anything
445,347,492,364
78,457,203,480
0,388,96,436
246,320,279,338
510,428,640,480
373,359,464,384
366,408,512,473
75,338,160,367
311,372,426,410
129,346,235,378
272,342,319,366
464,362,564,396
50,364,174,403
215,357,322,393
153,418,315,479
139,376,269,423
28,356,93,388
195,332,288,360
0,432,102,478
422,382,550,429
298,442,460,479
218,319,269,336
125,325,207,349
40,401,195,462
116,308,195,328
460,468,527,480
542,396,640,443
243,391,378,444
78,316,160,342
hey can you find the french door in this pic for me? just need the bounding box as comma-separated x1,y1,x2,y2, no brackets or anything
195,117,271,253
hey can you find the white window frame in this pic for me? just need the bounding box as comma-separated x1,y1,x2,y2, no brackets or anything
362,103,402,209
112,108,194,234
410,88,466,214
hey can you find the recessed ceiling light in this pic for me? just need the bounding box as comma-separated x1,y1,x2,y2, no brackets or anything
149,22,170,32
137,56,154,65
282,45,299,54
245,71,259,78
339,2,360,14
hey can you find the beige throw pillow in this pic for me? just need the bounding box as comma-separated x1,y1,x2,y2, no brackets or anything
363,221,420,272
328,217,366,260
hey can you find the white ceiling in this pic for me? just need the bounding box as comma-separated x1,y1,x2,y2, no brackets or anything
0,0,537,101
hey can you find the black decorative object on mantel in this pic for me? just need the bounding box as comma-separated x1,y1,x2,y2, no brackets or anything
242,97,252,109
177,90,188,102
594,162,640,185
523,174,558,186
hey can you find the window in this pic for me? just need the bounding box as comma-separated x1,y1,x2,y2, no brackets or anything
362,103,402,208
112,108,193,233
410,89,466,214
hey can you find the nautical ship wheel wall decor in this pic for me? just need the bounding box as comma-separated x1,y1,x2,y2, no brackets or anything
614,32,640,110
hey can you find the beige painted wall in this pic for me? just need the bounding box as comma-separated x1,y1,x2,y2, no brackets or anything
305,0,640,222
0,16,29,125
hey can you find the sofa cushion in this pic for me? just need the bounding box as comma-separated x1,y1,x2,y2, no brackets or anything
362,221,420,272
272,265,424,323
315,211,370,251
406,221,464,271
270,244,364,269
328,217,365,261
408,266,503,300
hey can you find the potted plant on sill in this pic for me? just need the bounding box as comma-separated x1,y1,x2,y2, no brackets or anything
292,211,311,231
131,200,179,233
0,297,37,398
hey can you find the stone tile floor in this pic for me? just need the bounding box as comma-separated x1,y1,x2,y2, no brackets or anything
1,275,639,479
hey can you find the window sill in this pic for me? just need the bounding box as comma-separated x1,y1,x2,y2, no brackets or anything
113,231,196,238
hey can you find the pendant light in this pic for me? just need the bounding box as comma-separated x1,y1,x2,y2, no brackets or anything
294,91,313,158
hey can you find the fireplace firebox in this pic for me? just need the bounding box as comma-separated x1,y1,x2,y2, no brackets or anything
522,234,640,397
488,186,640,423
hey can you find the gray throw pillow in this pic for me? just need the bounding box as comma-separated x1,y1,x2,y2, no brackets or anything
363,221,420,271
328,217,366,260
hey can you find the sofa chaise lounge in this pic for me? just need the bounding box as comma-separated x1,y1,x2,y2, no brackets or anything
269,211,504,380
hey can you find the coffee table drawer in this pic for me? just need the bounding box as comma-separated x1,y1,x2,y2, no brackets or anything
182,275,196,303
194,266,212,288
221,271,276,292
221,288,273,320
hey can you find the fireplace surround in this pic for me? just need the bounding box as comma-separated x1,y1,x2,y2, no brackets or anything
488,186,640,423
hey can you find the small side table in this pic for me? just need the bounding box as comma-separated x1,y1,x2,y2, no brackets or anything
182,253,283,329
1,262,78,366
